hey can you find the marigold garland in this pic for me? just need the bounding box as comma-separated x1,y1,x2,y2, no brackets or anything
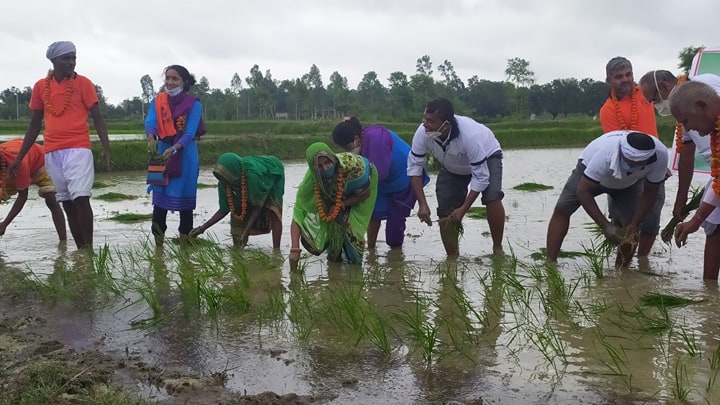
610,86,639,130
315,169,344,222
674,76,688,153
42,70,73,117
175,115,187,132
226,169,248,221
711,116,720,197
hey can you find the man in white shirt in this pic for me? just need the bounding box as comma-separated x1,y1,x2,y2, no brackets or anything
669,80,720,279
546,130,669,265
407,98,506,256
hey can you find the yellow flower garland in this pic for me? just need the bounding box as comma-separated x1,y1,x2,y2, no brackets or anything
674,76,688,152
711,116,720,196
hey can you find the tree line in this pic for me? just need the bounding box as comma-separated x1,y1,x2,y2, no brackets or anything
0,47,702,123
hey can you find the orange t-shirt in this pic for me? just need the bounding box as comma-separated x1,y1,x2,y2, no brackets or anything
599,85,658,138
29,74,99,152
0,139,45,190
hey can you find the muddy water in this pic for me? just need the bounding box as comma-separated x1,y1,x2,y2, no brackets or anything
1,147,717,404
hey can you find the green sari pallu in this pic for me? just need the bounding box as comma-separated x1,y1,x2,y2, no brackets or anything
214,153,285,243
293,142,378,264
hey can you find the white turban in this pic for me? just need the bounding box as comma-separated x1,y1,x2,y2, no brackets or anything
609,133,656,179
46,41,76,60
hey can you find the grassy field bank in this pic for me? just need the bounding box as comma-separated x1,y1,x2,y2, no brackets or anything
0,118,678,172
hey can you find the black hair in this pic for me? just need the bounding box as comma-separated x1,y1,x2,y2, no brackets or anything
165,65,196,91
332,116,363,147
627,132,655,150
425,98,455,122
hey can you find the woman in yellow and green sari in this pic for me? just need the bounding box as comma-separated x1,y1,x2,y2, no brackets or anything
289,142,378,268
190,153,284,248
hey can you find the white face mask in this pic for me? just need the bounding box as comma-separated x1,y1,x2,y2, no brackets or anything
350,147,361,154
654,99,671,116
166,86,183,97
652,70,674,116
425,121,450,140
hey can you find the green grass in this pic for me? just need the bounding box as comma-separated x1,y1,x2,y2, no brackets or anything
512,182,553,192
106,213,153,223
95,192,138,202
197,182,216,189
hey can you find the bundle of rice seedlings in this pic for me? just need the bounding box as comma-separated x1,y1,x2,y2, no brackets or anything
639,292,704,308
660,186,704,244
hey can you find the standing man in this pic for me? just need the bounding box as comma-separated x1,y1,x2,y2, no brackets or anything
9,41,111,250
0,139,66,241
545,131,669,265
598,56,663,262
407,98,506,257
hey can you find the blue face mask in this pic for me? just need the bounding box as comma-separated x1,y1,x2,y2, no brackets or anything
320,164,336,178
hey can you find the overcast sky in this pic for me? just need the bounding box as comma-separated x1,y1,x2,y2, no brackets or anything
2,0,716,105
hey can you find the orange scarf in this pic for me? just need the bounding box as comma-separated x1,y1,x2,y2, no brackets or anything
154,92,177,140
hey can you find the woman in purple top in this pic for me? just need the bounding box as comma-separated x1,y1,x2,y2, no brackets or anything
333,117,429,248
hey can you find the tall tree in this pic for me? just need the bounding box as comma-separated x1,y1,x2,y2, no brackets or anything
327,71,350,117
416,55,433,77
357,71,386,115
302,64,325,119
140,74,155,118
230,72,243,119
505,57,535,87
678,45,705,75
438,59,465,93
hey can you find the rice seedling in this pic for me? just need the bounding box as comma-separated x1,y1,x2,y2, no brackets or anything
95,192,138,201
594,330,628,378
364,305,395,356
392,288,440,368
286,273,317,341
527,326,568,376
639,292,705,308
706,343,720,391
661,186,704,244
197,182,216,189
107,213,153,223
323,281,369,345
673,358,693,401
677,323,701,357
512,182,553,191
581,240,609,279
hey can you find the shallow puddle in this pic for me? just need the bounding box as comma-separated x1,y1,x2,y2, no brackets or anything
0,147,715,404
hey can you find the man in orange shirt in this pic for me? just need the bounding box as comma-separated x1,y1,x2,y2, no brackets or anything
598,57,663,266
9,41,111,250
0,139,66,240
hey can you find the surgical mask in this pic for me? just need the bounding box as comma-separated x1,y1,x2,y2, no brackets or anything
654,99,671,116
166,86,183,97
350,147,361,154
425,121,450,140
652,70,674,116
320,164,336,178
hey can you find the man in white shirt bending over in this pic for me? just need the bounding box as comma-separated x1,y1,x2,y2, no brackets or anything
546,130,669,266
407,97,506,257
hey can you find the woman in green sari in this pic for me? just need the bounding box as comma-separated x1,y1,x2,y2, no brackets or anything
189,153,284,248
289,142,378,268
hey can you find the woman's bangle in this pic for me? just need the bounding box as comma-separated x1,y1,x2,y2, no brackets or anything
290,247,301,253
170,146,178,155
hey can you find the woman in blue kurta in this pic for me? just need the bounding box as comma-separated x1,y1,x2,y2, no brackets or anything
145,65,206,246
333,117,428,248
